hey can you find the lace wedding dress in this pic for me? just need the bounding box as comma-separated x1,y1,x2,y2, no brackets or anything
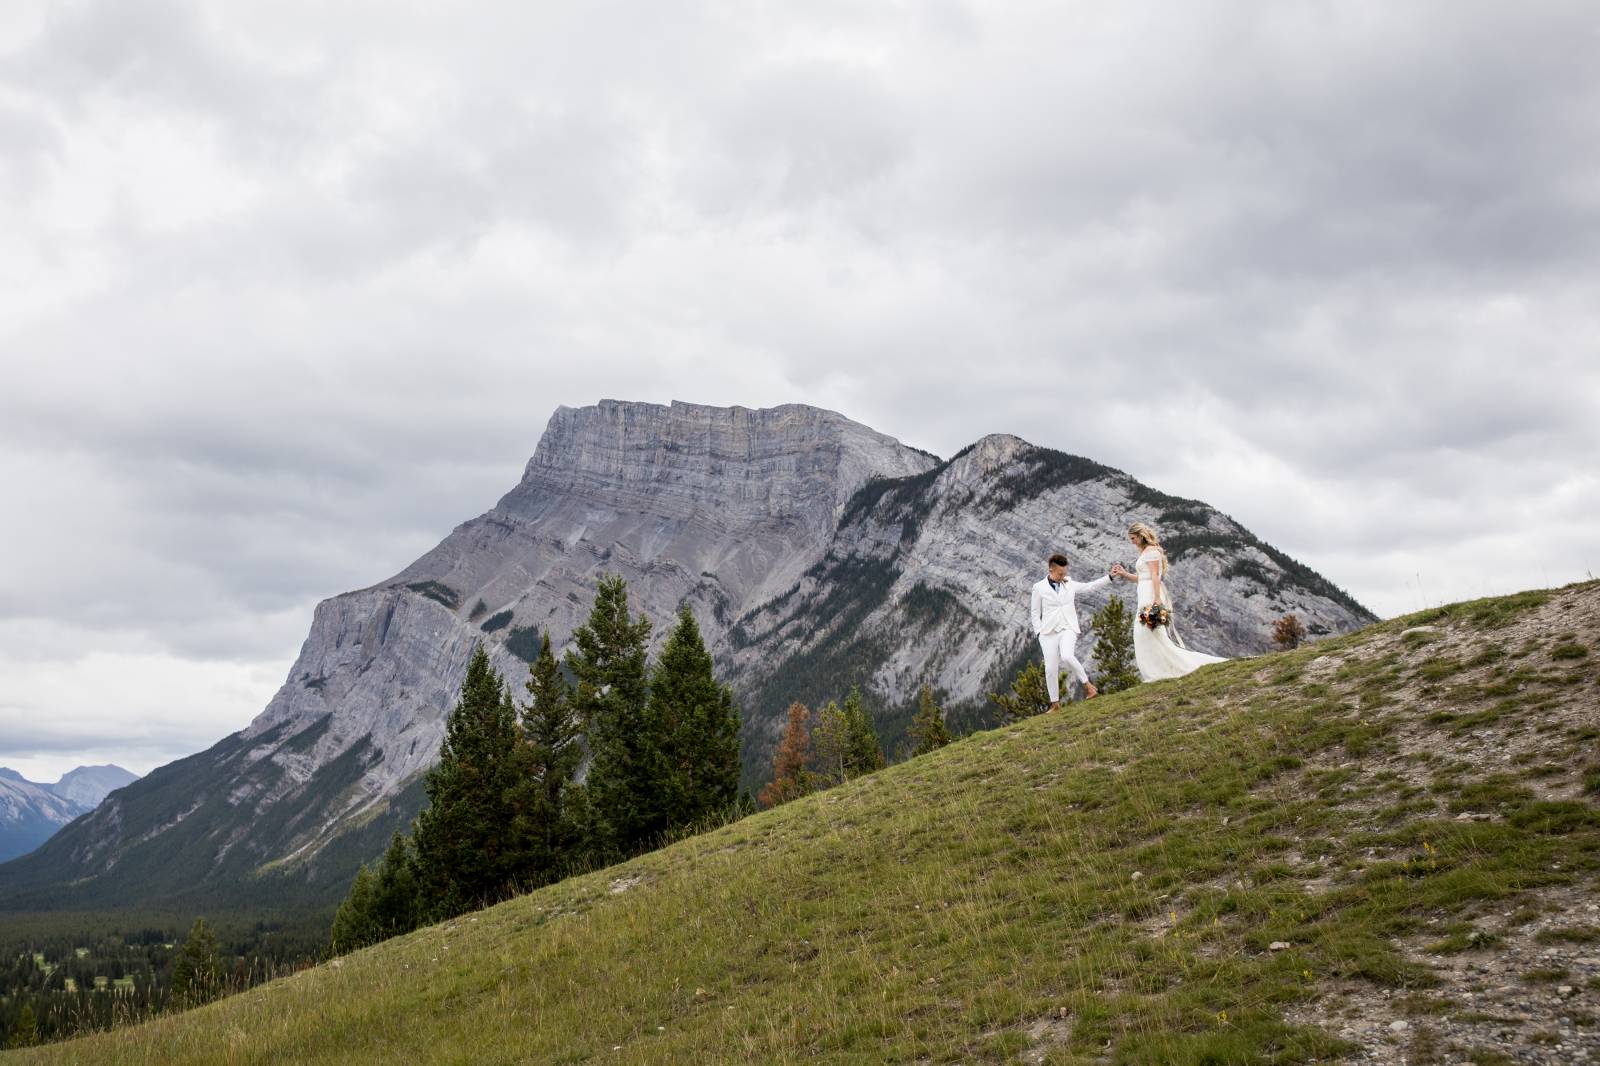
1134,546,1227,682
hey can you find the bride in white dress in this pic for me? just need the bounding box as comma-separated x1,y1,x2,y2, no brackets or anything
1111,522,1226,682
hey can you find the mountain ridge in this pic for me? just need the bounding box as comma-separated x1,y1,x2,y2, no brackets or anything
47,764,140,809
0,764,138,863
0,399,1372,915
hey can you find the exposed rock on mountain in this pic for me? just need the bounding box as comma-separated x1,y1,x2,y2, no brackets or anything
0,400,1373,913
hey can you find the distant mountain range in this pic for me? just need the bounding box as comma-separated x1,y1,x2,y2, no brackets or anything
0,765,139,862
0,400,1373,916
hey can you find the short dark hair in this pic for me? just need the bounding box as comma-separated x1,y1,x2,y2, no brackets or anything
1047,553,1069,568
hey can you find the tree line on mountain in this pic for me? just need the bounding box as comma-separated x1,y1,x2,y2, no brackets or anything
328,575,745,956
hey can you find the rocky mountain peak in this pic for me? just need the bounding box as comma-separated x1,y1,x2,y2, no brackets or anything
504,399,938,531
0,765,139,863
942,434,1034,485
49,765,139,809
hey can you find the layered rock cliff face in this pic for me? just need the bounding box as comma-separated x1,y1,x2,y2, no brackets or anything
242,400,937,822
0,401,1373,912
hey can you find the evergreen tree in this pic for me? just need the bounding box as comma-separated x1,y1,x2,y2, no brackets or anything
170,917,221,1008
811,700,849,788
909,684,951,755
841,686,886,775
759,702,815,807
567,575,660,856
369,831,423,940
648,605,742,830
1090,597,1141,695
330,832,422,956
989,660,1055,721
328,865,379,956
512,633,585,879
8,1003,39,1048
810,689,885,784
556,780,601,872
412,644,529,918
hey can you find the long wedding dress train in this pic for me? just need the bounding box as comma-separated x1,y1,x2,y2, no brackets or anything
1134,545,1226,682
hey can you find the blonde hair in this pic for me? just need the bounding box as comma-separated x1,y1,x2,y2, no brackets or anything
1129,522,1169,567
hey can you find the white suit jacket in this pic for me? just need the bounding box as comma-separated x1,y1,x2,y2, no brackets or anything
1030,574,1111,636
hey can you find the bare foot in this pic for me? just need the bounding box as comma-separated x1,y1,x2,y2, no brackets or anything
1047,701,1061,714
1083,683,1098,699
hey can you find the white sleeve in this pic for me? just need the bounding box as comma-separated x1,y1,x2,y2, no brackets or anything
1029,583,1043,634
1076,574,1111,594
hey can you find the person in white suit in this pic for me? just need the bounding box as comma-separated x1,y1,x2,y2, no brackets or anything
1030,552,1113,711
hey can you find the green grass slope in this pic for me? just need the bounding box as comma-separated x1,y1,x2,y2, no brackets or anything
13,582,1599,1065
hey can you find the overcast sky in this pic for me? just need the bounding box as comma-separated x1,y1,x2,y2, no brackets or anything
3,0,1596,781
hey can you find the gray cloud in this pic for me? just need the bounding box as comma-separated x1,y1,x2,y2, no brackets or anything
3,0,1598,778
689,59,913,218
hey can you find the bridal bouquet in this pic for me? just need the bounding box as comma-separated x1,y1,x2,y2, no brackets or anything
1138,604,1171,630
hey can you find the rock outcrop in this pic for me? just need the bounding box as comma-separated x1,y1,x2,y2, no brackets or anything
0,400,1373,912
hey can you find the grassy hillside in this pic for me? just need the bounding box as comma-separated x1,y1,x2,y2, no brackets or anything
11,582,1598,1065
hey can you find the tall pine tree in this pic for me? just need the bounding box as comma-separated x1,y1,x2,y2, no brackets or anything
328,865,378,955
811,700,850,787
649,605,742,830
369,831,423,939
513,633,586,878
170,917,221,1007
330,831,422,956
567,575,660,857
412,644,529,918
812,689,885,785
909,684,951,755
841,686,886,776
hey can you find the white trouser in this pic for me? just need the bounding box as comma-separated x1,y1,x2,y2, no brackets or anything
1038,629,1088,702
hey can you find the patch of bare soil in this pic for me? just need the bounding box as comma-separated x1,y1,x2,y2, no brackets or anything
1278,583,1600,1063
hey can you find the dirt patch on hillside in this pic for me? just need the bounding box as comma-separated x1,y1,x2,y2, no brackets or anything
1276,583,1600,1063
